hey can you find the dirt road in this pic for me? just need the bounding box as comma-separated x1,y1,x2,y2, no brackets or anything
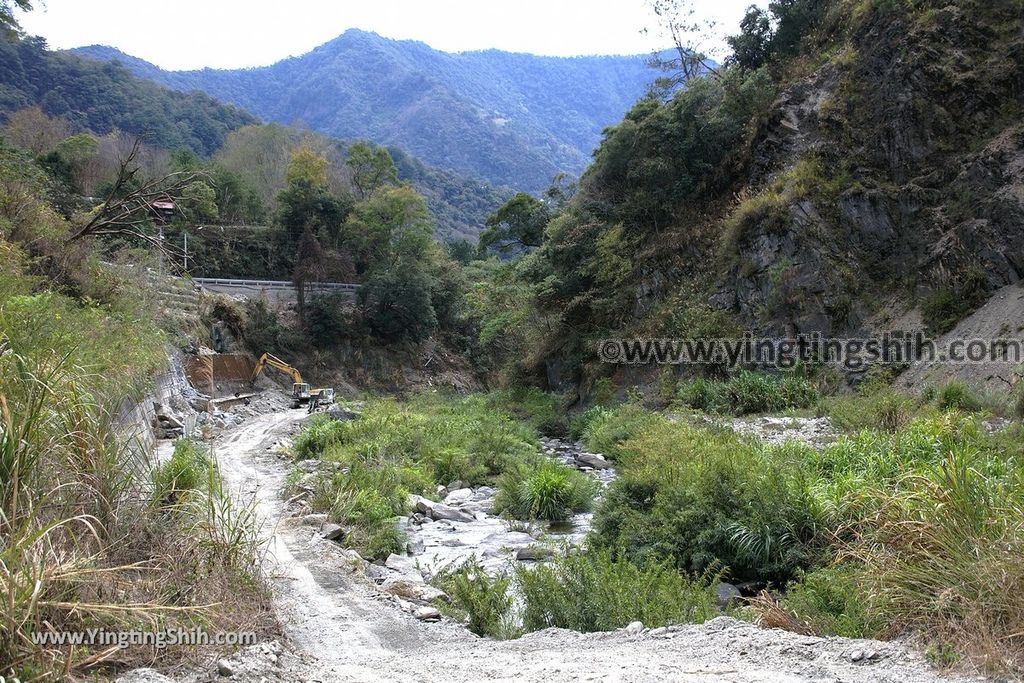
123,410,981,683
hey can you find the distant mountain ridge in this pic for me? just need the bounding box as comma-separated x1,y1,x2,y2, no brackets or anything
71,31,658,190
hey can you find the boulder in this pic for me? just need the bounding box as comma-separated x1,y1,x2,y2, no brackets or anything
623,621,644,636
327,408,360,422
515,545,555,561
446,480,470,492
301,513,329,526
414,606,442,622
428,503,476,523
482,531,535,546
408,494,435,515
384,553,419,575
715,582,743,609
575,453,611,470
380,577,446,604
321,523,346,542
443,487,474,506
297,459,320,473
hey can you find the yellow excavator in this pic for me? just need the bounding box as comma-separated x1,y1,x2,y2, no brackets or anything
250,353,334,409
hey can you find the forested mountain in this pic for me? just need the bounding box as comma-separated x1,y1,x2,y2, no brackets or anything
0,36,255,155
0,36,508,241
72,30,656,190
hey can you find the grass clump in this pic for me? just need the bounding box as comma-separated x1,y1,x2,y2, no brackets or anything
678,371,818,415
843,449,1024,673
819,385,916,432
516,549,718,633
433,561,517,639
435,550,718,639
292,414,347,459
152,439,213,506
493,459,598,522
765,564,882,638
293,392,544,558
484,387,565,436
586,413,822,584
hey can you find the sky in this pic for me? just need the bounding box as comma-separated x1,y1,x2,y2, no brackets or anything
17,0,763,71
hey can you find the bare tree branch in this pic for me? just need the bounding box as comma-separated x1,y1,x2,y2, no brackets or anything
68,139,203,254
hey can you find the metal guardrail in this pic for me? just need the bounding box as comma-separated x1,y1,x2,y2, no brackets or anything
192,278,360,292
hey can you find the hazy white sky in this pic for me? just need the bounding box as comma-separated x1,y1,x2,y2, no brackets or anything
17,0,763,70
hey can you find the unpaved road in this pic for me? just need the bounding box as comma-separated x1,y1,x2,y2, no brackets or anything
124,410,983,683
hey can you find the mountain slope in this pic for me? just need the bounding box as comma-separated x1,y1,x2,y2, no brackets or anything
72,31,657,190
0,37,507,241
0,36,256,156
495,0,1023,390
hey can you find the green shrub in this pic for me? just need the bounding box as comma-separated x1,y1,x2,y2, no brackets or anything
843,446,1024,673
306,293,353,343
567,405,611,440
494,459,598,522
436,550,718,639
820,387,916,432
151,439,212,506
581,404,661,460
517,549,718,633
292,415,348,459
484,387,565,435
934,382,981,412
433,562,517,639
678,371,817,415
590,416,822,583
776,565,882,638
359,267,438,342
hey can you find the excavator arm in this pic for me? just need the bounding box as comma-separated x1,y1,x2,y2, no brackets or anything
250,352,332,409
251,352,304,384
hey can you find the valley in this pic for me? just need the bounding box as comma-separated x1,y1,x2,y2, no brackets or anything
1,0,1023,680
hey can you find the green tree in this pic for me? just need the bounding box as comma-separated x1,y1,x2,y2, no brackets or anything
358,266,437,342
1,0,31,38
180,180,219,223
346,140,398,200
343,185,433,273
38,133,99,193
277,179,351,241
726,6,773,70
286,145,329,187
478,192,549,254
293,227,326,322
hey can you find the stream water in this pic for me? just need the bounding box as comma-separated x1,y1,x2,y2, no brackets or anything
392,437,617,581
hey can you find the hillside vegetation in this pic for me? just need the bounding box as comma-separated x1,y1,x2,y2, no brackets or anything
72,30,657,190
0,141,273,679
0,36,256,155
0,36,509,242
465,0,1024,392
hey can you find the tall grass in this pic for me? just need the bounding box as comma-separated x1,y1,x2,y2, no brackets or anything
678,371,818,415
434,550,718,639
0,288,270,678
585,411,823,583
841,449,1024,673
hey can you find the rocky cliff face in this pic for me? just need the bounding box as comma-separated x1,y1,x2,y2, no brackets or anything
717,1,1024,338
